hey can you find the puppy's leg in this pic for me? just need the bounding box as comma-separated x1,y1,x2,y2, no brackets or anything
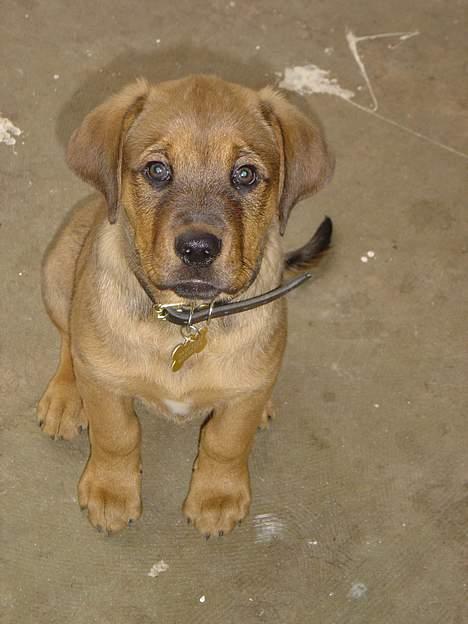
183,390,270,537
77,377,142,534
37,333,87,440
38,200,100,439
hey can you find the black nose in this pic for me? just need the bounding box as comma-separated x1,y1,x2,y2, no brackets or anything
175,231,222,267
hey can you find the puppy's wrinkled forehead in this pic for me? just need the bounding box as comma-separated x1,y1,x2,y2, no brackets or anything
125,77,278,170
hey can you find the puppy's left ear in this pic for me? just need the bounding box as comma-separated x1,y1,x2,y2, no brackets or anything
260,87,335,235
66,79,149,223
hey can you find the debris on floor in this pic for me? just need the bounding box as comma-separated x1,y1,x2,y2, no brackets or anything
361,250,376,262
0,116,22,146
147,560,169,577
348,582,368,599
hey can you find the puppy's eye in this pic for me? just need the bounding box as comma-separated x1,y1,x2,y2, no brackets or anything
231,165,257,188
145,161,172,184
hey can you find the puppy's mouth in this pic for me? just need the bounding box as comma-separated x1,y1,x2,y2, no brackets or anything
158,269,259,302
169,280,221,300
149,262,262,303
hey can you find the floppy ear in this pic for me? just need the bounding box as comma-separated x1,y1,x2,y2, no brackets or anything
260,87,335,235
66,79,149,223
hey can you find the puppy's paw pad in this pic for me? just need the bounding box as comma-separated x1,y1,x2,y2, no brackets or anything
37,378,87,440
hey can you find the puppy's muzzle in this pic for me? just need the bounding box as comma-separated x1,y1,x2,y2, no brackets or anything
175,231,222,267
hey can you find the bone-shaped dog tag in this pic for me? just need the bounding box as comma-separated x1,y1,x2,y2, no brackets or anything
171,327,208,372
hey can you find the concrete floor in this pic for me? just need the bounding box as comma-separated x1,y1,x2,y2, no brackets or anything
1,1,467,622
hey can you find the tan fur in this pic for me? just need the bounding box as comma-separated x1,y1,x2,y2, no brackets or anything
38,75,333,536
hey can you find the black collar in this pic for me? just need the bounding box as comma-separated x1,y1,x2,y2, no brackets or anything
135,272,313,326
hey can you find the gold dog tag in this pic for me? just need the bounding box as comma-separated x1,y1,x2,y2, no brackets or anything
171,327,208,372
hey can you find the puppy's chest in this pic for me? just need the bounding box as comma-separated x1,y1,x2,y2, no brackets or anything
120,319,264,401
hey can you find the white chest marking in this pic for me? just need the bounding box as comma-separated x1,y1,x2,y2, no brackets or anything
163,399,192,417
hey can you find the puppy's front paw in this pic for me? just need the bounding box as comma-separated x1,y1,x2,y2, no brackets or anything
78,460,142,534
183,460,251,537
37,378,87,440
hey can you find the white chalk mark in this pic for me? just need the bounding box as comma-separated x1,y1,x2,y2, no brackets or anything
278,28,468,160
346,30,379,112
347,98,468,159
352,30,420,43
346,30,419,112
147,560,169,577
0,116,22,146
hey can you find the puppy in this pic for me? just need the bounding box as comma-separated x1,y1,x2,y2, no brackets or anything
38,75,334,536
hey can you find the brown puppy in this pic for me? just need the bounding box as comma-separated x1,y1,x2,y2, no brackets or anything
38,75,334,536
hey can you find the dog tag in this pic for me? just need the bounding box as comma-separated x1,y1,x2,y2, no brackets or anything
171,327,208,372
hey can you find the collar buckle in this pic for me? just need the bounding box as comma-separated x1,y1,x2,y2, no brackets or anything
152,302,185,320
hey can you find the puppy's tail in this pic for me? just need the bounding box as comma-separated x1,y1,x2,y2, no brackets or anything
284,216,333,273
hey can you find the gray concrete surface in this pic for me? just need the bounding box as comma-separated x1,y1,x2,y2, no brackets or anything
1,1,467,622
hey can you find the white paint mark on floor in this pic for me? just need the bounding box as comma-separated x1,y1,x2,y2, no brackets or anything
0,116,22,146
279,65,354,100
278,29,468,160
346,29,419,112
147,560,169,577
348,582,368,599
253,513,285,543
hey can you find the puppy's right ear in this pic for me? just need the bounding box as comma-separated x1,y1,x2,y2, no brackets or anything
66,79,149,223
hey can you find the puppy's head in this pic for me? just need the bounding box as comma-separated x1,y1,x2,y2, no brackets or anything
67,75,333,300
